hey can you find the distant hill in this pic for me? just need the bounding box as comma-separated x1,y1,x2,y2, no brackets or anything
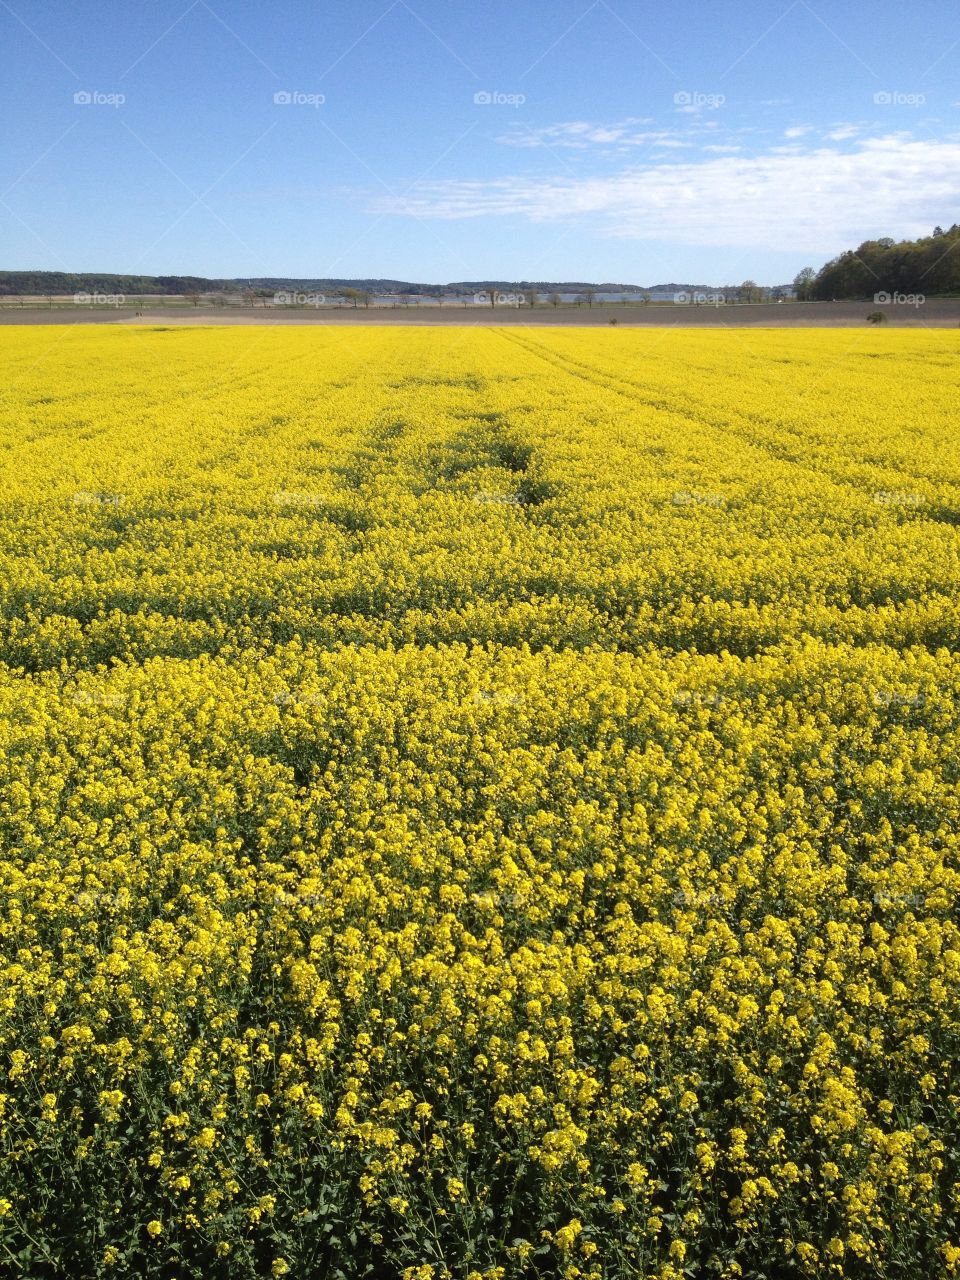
0,272,423,297
0,271,790,298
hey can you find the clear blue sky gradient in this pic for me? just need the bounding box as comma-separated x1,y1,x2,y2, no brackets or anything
3,0,959,283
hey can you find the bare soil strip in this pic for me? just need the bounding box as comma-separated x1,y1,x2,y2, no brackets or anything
2,299,959,327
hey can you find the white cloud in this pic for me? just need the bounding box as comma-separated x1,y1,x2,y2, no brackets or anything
784,125,813,138
826,123,861,141
379,133,960,252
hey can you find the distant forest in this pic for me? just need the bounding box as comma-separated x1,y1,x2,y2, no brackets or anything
0,274,430,297
797,224,960,300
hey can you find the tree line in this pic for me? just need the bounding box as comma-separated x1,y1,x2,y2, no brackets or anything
794,224,960,300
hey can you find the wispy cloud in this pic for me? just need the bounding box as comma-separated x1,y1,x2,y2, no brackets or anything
826,122,861,140
497,115,871,156
496,118,657,148
378,133,960,252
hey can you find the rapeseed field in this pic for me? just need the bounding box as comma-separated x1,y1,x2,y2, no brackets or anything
1,325,960,1278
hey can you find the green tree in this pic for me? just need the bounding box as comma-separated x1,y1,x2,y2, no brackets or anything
792,268,816,301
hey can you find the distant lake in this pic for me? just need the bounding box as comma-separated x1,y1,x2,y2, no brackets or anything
368,291,676,306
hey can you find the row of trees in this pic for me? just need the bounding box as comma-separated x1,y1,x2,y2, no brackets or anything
793,224,960,300
489,284,788,307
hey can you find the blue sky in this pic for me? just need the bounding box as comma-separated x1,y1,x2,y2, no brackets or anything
3,0,959,284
